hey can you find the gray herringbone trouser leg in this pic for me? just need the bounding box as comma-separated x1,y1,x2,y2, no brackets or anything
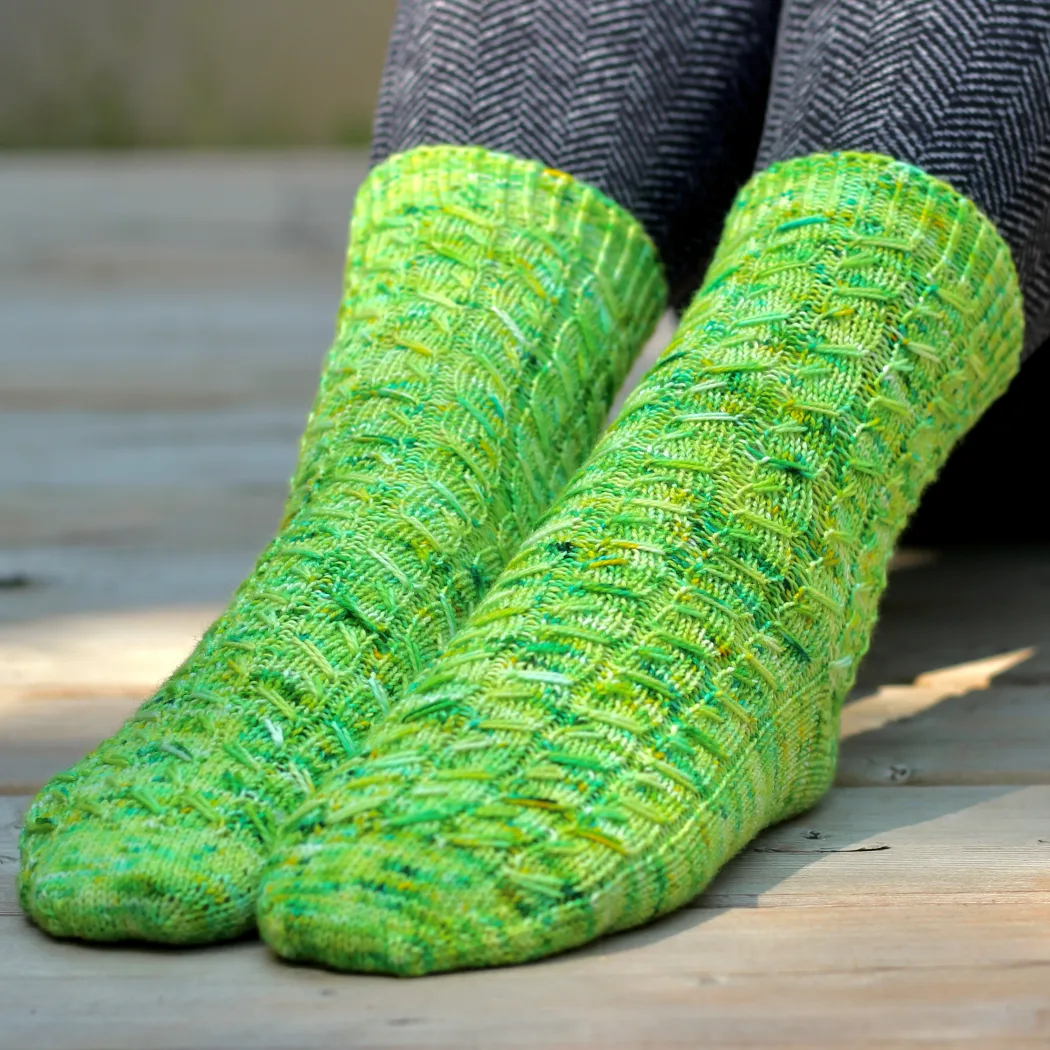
373,0,1050,348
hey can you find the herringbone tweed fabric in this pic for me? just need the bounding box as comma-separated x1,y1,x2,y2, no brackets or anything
370,0,781,304
759,0,1050,355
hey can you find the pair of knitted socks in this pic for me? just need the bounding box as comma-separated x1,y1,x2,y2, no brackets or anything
19,0,1047,974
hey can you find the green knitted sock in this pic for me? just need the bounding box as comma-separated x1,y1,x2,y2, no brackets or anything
257,152,1023,975
18,146,664,945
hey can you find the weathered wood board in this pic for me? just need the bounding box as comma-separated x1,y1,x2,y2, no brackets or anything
2,153,1049,1050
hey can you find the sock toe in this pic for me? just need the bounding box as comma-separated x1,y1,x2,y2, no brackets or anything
259,831,548,975
20,820,263,944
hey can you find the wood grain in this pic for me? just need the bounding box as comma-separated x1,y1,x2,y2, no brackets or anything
4,154,1049,1050
838,649,1050,786
2,905,1048,1049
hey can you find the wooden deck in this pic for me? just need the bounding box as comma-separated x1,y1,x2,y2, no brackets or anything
1,154,1049,1049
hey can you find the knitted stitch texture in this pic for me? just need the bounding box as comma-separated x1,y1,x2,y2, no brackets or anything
258,152,1023,975
18,145,665,945
759,0,1050,356
372,0,782,303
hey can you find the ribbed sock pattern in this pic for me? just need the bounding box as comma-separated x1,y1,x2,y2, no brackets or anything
372,0,781,301
18,146,665,945
758,0,1050,353
258,152,1023,975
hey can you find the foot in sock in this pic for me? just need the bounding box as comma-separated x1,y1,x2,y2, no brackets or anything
258,152,1023,974
18,146,664,944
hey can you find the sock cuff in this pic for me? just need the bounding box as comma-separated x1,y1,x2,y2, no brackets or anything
715,151,1024,377
352,145,667,324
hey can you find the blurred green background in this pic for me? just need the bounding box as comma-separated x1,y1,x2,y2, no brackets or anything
0,0,397,148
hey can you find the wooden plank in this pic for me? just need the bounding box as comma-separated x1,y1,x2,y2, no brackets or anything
0,608,219,794
836,549,1050,788
838,683,1050,786
850,549,1050,697
0,153,366,269
1,905,1048,1049
840,650,1033,739
3,756,1048,1047
698,784,1050,908
0,285,337,412
838,649,1050,786
6,787,1050,919
0,796,18,917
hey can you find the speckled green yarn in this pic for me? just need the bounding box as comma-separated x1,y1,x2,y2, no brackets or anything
18,145,665,945
258,152,1024,975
